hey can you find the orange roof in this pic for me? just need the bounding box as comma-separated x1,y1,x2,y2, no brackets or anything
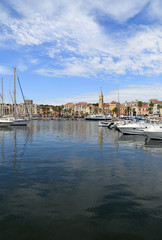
149,99,158,102
104,103,109,106
65,102,74,105
76,102,87,106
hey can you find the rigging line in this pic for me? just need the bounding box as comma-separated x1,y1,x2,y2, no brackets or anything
17,76,29,117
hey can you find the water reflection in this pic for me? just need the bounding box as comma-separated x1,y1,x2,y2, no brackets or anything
0,121,162,239
118,132,162,153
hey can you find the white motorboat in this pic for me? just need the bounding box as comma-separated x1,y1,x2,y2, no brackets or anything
98,121,112,127
85,114,112,121
144,125,162,140
117,122,148,135
0,117,13,127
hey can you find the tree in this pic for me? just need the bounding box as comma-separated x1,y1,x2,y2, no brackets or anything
148,107,152,114
148,101,154,114
126,106,130,116
58,106,63,117
80,111,84,117
132,108,136,116
157,104,162,109
149,101,154,108
113,107,118,115
94,108,98,114
138,101,143,107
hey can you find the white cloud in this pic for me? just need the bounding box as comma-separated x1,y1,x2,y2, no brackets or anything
0,66,12,75
1,0,162,77
84,0,150,22
45,83,162,105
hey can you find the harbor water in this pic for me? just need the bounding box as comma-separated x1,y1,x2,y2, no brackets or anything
0,120,162,240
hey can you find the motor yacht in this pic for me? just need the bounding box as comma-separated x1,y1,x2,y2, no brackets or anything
98,121,112,127
85,114,112,121
144,125,162,140
117,122,148,135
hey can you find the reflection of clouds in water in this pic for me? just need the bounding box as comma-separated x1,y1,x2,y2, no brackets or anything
0,121,162,239
87,183,153,221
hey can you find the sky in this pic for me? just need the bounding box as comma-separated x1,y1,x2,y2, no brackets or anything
0,0,162,105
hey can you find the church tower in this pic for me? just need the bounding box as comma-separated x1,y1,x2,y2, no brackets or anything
99,89,104,110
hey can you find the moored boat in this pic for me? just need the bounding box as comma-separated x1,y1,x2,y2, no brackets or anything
98,121,112,127
0,117,13,127
85,114,112,121
144,125,162,140
117,122,148,135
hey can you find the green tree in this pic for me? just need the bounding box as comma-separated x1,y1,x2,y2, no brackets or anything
149,101,154,107
126,106,130,116
148,101,154,114
113,107,118,115
138,101,143,107
157,104,162,109
148,107,152,114
132,108,136,116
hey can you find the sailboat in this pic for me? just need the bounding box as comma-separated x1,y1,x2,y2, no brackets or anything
11,68,29,126
0,77,13,127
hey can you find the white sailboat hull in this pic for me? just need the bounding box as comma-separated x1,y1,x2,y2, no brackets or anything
0,118,13,127
11,118,29,126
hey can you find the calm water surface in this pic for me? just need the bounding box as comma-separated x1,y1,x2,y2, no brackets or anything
0,120,162,240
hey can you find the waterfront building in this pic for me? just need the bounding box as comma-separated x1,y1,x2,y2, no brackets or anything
137,103,149,116
103,103,109,114
64,103,74,111
17,100,40,117
74,102,87,115
109,101,118,113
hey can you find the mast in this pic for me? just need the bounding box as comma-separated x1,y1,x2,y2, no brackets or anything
1,77,3,116
14,67,16,116
117,83,120,117
17,76,30,117
9,90,14,115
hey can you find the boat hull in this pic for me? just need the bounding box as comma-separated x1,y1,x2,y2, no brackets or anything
118,127,144,135
0,122,12,127
98,121,112,127
11,119,29,126
145,131,162,140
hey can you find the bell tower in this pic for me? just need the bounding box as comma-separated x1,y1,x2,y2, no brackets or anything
99,88,104,110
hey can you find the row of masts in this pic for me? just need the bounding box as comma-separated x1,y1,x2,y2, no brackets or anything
1,67,17,117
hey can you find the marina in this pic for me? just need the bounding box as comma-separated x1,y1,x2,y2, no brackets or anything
0,120,162,239
1,1,162,239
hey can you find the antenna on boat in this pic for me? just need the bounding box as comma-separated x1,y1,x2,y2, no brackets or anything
117,81,120,117
1,77,3,116
14,67,17,118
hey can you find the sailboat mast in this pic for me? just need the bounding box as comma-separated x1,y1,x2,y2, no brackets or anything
1,77,3,116
14,67,16,118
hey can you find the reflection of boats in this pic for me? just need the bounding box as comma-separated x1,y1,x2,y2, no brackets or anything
119,134,145,143
144,126,162,140
85,114,112,121
98,121,112,127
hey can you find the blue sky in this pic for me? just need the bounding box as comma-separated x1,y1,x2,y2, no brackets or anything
0,0,162,105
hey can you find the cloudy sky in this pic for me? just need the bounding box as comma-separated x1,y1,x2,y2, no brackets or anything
0,0,162,105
